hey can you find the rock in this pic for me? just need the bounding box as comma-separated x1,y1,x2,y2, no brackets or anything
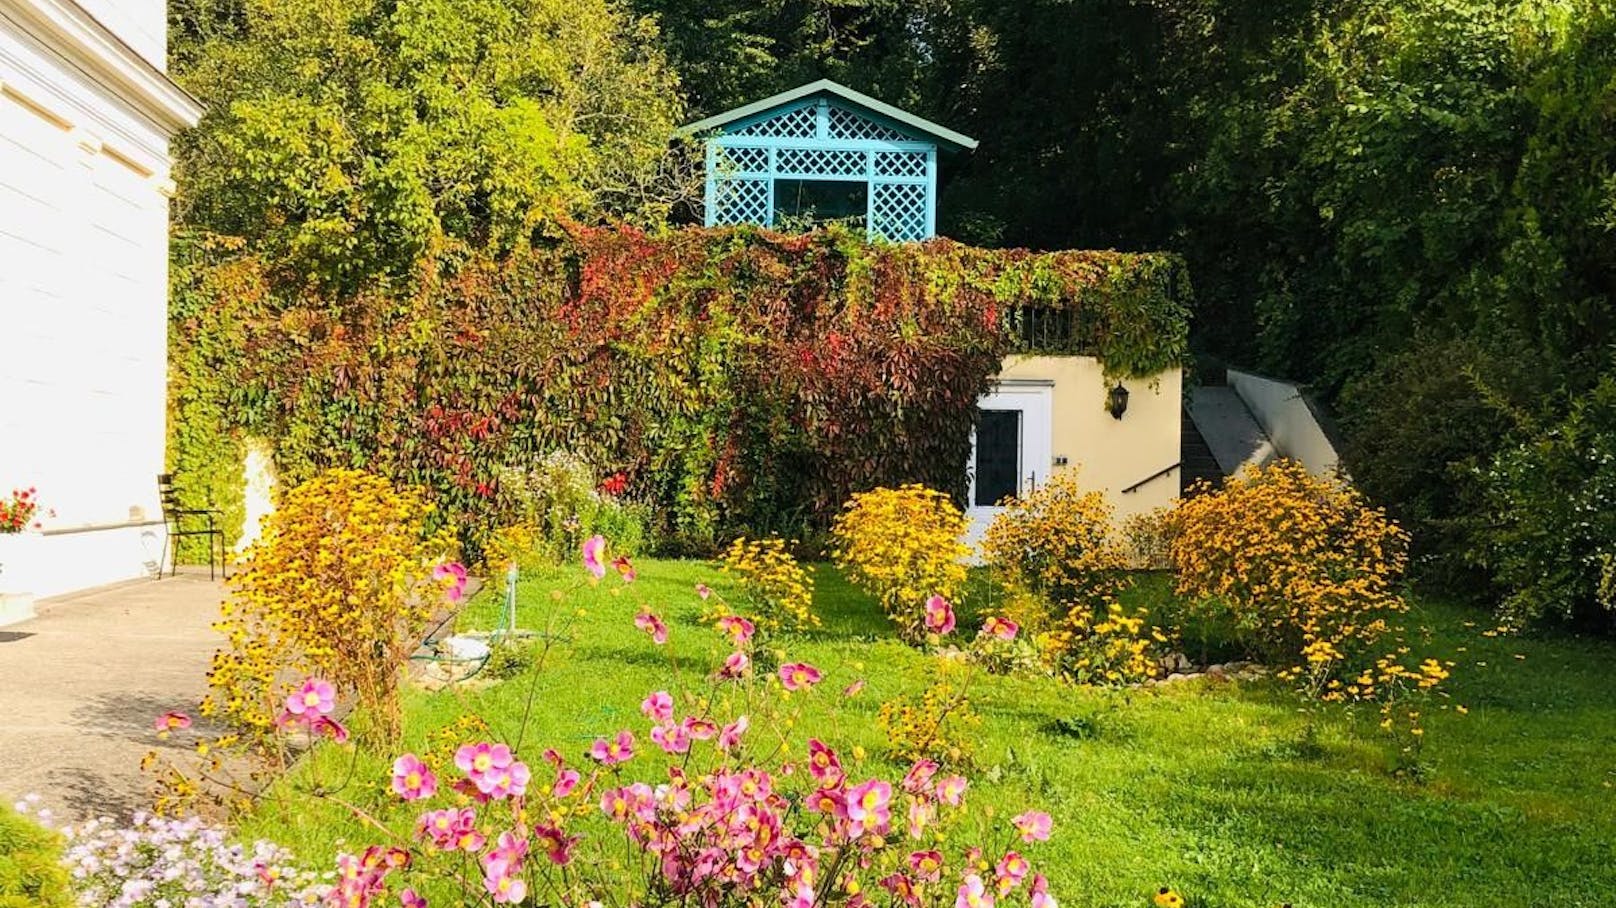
1166,672,1187,683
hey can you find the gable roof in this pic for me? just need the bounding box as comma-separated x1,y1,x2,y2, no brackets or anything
680,79,978,152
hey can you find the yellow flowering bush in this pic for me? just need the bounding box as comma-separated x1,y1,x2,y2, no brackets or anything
981,472,1165,684
203,469,457,749
1166,460,1411,685
718,536,817,631
982,471,1132,624
877,677,981,767
1037,602,1168,685
830,484,969,641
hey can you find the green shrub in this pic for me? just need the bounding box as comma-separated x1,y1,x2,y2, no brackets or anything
0,802,70,908
497,452,648,564
1476,377,1616,630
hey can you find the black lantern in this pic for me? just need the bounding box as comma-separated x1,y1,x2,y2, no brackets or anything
1106,382,1130,420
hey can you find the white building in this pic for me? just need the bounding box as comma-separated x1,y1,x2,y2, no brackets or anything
0,0,202,603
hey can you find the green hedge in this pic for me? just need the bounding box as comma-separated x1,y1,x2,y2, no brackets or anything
168,225,1190,557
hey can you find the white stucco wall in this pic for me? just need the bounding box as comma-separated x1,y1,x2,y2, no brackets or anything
995,355,1182,524
0,1,199,599
1226,368,1342,478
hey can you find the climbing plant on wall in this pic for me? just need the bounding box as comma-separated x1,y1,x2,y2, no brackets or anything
169,224,1189,557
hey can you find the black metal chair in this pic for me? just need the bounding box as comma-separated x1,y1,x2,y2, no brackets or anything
158,473,225,580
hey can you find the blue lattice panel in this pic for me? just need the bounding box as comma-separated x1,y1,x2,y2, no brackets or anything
870,182,929,242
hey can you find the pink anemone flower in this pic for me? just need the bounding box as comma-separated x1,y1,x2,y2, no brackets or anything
995,852,1030,893
286,678,336,717
717,715,749,751
588,730,635,765
401,889,427,908
154,711,192,734
695,583,713,600
612,555,636,584
1011,810,1053,843
956,874,995,908
716,614,756,645
391,754,438,801
718,650,750,679
983,616,1020,641
778,662,822,691
923,594,956,635
634,610,669,645
937,774,969,807
844,779,893,836
553,768,581,798
907,850,944,882
1030,874,1056,908
581,535,607,580
641,690,674,723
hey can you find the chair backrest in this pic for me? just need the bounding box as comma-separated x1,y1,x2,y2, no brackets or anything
158,473,183,519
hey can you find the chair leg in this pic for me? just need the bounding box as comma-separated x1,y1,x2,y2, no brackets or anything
157,531,168,580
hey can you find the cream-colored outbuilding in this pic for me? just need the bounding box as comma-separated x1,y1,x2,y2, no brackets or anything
0,0,201,606
965,355,1181,545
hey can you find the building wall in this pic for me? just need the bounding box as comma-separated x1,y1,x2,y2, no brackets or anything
0,1,195,598
996,355,1182,525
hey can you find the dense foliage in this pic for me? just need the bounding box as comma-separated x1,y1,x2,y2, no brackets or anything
0,800,69,908
168,0,686,290
635,0,1616,626
170,225,1189,557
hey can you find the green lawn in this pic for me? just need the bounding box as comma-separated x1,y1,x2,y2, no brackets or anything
240,559,1616,907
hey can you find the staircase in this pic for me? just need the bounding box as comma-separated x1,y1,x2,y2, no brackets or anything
1179,409,1223,495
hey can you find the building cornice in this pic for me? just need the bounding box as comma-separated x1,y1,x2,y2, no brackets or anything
0,0,202,136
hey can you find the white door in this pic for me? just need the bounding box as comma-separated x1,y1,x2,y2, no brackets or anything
966,383,1053,549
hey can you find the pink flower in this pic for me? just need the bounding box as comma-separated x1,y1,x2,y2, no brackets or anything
612,555,636,583
716,614,756,644
995,852,1030,893
881,873,921,908
553,768,580,797
635,610,669,645
1012,810,1052,843
641,690,674,723
154,711,192,734
533,822,578,865
401,889,427,908
924,594,956,635
312,716,349,743
582,535,606,580
483,857,526,904
842,679,867,697
902,759,939,795
286,678,336,717
650,722,691,754
417,807,482,852
779,662,822,691
957,874,995,908
455,742,513,783
908,850,944,882
718,715,749,751
588,730,634,765
1030,874,1056,908
718,651,750,679
477,760,531,799
695,583,713,600
433,562,468,602
391,754,438,801
488,830,529,867
984,617,1020,641
937,774,969,807
807,739,844,784
844,779,893,835
682,716,718,740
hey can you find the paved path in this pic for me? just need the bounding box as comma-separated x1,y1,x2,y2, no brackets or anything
0,572,224,821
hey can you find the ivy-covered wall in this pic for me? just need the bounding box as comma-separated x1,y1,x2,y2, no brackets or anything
167,225,1190,557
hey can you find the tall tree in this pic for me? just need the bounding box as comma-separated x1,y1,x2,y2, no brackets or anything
170,0,684,288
